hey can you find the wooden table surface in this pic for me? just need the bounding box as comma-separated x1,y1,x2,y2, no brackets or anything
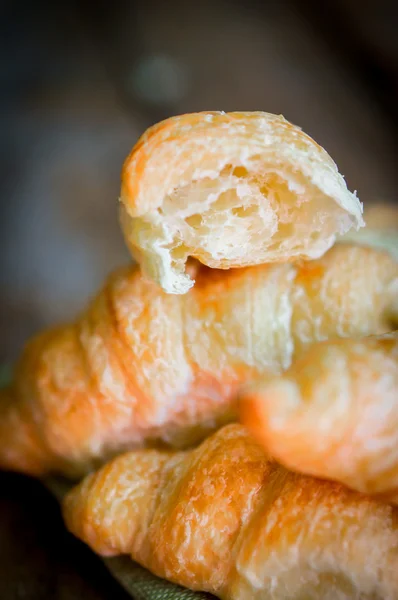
0,472,130,600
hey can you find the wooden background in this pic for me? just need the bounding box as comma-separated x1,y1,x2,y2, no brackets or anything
0,0,397,597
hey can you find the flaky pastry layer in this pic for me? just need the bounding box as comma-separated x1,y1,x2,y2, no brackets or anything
121,111,363,293
63,424,398,600
0,245,396,478
240,332,398,501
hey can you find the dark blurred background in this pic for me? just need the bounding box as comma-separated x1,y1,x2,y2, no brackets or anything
0,0,397,597
1,0,398,363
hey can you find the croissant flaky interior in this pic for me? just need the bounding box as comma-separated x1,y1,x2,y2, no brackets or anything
120,111,363,293
0,244,396,478
240,332,398,502
63,424,398,600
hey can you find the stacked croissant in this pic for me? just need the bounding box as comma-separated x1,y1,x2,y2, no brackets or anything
1,112,398,599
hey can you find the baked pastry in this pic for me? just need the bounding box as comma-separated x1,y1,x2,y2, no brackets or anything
240,332,398,502
0,244,396,478
120,111,364,293
341,201,398,259
63,424,398,599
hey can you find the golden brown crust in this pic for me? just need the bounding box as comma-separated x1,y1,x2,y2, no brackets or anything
240,332,398,500
0,244,396,478
120,111,363,293
63,424,398,599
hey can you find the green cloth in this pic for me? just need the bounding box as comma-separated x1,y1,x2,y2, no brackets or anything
104,557,214,600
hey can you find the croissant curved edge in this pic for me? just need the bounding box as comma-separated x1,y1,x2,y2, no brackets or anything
0,244,398,477
0,245,396,478
120,111,364,293
240,332,398,501
62,424,398,600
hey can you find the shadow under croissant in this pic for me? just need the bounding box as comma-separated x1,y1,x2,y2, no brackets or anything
46,478,215,600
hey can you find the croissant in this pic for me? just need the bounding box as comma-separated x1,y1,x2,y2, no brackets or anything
0,244,397,478
63,424,398,599
240,332,398,504
341,201,398,259
120,111,364,293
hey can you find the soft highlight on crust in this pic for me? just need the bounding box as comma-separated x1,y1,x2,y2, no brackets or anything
240,332,398,501
0,244,396,478
120,111,364,294
63,424,398,599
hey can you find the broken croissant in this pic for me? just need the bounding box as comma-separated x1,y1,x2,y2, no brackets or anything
120,111,363,293
63,424,398,600
0,244,396,478
240,332,398,502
